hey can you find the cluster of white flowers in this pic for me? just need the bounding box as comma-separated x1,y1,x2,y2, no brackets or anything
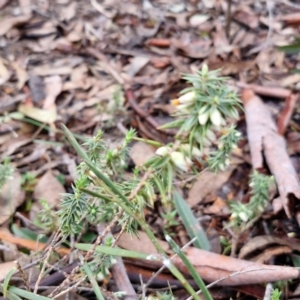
155,144,203,173
173,90,225,128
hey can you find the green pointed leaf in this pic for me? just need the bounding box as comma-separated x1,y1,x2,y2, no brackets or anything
79,252,105,300
75,243,150,259
277,39,300,54
158,119,184,130
11,225,48,244
174,191,210,250
8,287,52,300
2,267,16,298
166,235,213,300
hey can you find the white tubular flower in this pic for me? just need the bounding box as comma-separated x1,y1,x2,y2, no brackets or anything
178,91,196,104
235,131,242,137
170,151,192,172
172,91,196,106
180,144,202,158
218,163,226,171
231,212,237,219
201,63,209,76
155,146,169,156
206,129,216,142
257,205,265,212
210,108,222,126
225,158,231,166
198,110,209,125
238,212,249,222
191,147,202,158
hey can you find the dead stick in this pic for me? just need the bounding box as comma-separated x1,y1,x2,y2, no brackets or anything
236,82,291,99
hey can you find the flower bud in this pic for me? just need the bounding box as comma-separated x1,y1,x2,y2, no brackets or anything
112,148,119,157
225,158,231,166
206,129,216,142
180,144,202,158
218,163,226,171
192,147,202,158
210,108,222,126
198,111,209,125
231,212,237,219
170,151,192,172
239,212,249,222
155,146,169,156
178,91,196,104
201,63,209,76
172,91,196,106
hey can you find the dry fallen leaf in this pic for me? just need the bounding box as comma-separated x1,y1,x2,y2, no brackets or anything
58,1,77,21
189,14,210,27
32,65,72,76
129,141,156,166
0,14,32,36
0,254,39,282
125,56,150,78
43,75,63,109
0,58,10,85
28,74,45,104
0,227,20,262
19,0,32,15
277,93,299,135
0,261,17,281
33,171,65,207
0,0,10,9
234,8,259,29
239,235,300,260
0,170,25,225
11,60,28,90
0,229,70,256
18,103,57,124
117,231,169,255
187,168,233,207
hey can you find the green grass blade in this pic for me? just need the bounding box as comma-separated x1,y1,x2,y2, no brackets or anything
75,243,151,260
2,267,16,298
174,191,210,250
78,252,105,300
166,235,213,300
157,119,185,130
0,285,22,300
277,39,300,54
8,287,52,300
161,256,201,300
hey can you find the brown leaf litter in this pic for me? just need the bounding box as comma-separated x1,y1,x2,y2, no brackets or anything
0,0,300,298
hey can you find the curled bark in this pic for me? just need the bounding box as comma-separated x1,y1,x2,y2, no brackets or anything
242,89,300,218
